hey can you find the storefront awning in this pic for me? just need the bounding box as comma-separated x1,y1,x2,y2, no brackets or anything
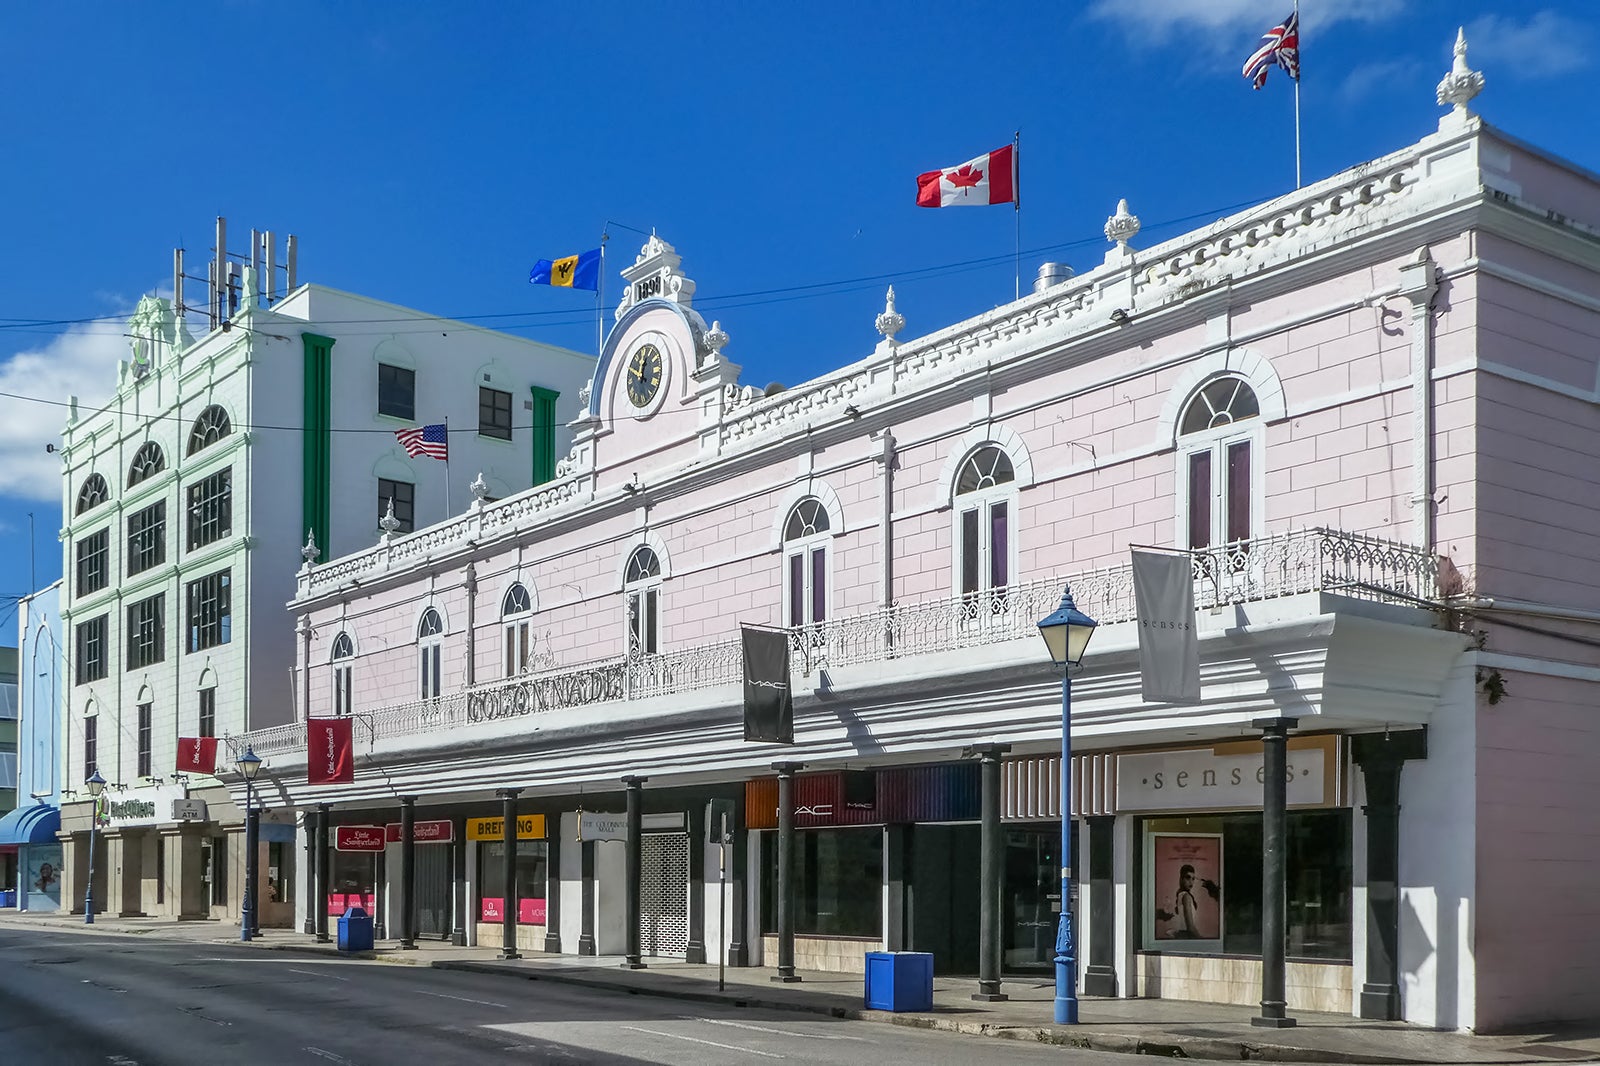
0,803,61,845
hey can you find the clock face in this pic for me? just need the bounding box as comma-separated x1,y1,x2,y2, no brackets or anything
626,343,664,409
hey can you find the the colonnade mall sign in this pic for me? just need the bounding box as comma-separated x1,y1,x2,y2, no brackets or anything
1114,736,1340,812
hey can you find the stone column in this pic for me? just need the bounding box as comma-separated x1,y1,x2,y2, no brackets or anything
542,815,562,954
1252,717,1299,1029
399,796,417,949
622,776,647,969
685,801,706,964
315,805,331,942
578,835,596,956
972,743,1010,1001
1083,815,1118,997
451,815,467,947
1353,729,1428,1021
728,790,747,967
497,788,521,959
302,812,317,933
772,762,804,983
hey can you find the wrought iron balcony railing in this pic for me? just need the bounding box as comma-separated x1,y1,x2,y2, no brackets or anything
234,527,1437,761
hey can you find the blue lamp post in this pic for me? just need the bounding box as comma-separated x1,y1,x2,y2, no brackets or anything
83,769,105,925
1036,585,1098,1025
236,746,262,942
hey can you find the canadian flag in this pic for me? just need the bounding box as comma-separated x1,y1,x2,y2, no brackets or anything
916,145,1016,208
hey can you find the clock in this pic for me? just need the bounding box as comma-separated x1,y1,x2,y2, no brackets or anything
625,343,663,409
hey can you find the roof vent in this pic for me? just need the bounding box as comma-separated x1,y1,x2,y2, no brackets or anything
1033,262,1074,293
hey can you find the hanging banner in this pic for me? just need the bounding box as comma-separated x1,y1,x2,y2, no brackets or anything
176,736,218,775
1131,549,1201,704
741,625,793,743
307,717,355,784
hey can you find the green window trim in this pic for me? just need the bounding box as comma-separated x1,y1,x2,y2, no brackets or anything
530,385,559,486
302,333,335,560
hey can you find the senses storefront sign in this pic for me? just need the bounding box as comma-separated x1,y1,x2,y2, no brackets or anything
1115,736,1338,812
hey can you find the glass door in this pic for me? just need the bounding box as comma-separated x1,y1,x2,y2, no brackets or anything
1002,823,1074,974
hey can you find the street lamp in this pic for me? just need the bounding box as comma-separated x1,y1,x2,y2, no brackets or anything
84,769,105,925
236,746,262,943
1036,585,1098,1026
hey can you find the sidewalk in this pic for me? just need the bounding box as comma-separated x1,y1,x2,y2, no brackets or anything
4,911,1597,1064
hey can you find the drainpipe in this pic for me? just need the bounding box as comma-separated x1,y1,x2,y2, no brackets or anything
873,431,896,656
464,562,477,687
1399,247,1440,558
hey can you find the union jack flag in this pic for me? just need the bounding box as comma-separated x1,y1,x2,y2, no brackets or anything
395,423,449,461
1243,11,1299,90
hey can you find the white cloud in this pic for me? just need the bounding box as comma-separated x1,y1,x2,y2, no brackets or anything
1086,0,1407,46
1339,58,1416,103
0,324,128,501
1465,10,1591,78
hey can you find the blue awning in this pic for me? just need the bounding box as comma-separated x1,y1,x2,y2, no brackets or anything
0,803,61,845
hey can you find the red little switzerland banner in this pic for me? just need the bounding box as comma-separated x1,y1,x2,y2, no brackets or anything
916,144,1016,208
177,736,218,775
385,820,455,844
307,717,354,784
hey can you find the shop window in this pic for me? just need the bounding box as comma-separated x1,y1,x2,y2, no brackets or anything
759,827,883,939
378,363,415,420
76,528,109,596
127,441,166,487
623,546,661,655
782,498,830,632
502,583,533,676
186,405,232,455
330,849,376,912
1138,809,1351,960
378,477,415,534
126,593,166,670
1176,376,1261,554
75,614,108,684
952,445,1015,619
418,608,443,699
76,473,109,515
332,632,354,715
186,467,232,550
267,841,293,905
477,839,548,923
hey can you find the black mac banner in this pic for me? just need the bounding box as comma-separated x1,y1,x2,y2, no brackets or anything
741,625,793,743
1132,548,1201,704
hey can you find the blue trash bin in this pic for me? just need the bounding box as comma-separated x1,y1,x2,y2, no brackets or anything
863,951,934,1012
337,906,374,952
0,889,15,908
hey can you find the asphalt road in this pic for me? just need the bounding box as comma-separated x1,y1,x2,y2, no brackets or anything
0,927,1104,1066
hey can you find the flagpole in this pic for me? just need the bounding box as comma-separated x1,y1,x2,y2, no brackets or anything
443,414,451,517
597,231,607,356
1013,130,1022,301
1294,0,1302,189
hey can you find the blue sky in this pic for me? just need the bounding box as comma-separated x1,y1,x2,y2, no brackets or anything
0,0,1595,616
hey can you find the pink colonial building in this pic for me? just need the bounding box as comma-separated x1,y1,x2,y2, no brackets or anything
236,42,1600,1032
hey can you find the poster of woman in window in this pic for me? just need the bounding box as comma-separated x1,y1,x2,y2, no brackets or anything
1151,834,1222,942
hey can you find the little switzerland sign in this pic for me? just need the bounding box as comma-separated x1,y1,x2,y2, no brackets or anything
385,820,454,844
335,826,387,852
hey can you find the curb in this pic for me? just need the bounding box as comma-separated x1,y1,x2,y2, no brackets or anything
430,960,1427,1064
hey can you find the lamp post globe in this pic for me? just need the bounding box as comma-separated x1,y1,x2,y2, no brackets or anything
236,747,261,942
84,769,106,925
1036,585,1097,1025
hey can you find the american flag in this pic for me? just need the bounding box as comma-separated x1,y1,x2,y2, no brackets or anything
395,423,449,460
1243,11,1299,90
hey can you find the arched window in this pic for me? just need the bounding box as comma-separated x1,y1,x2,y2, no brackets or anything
332,632,354,715
1177,376,1261,551
783,498,831,629
502,583,533,676
187,405,232,456
417,609,444,699
127,441,166,487
953,445,1016,613
624,547,661,655
76,474,109,515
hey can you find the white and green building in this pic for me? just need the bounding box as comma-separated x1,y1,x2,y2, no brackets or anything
57,240,593,923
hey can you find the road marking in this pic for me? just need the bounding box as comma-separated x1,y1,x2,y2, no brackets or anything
289,967,350,982
689,1017,869,1042
416,989,508,1009
303,1049,355,1065
619,1025,783,1058
178,1006,232,1027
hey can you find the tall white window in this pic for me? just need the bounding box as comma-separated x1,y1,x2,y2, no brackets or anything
624,547,661,655
1177,377,1261,552
502,583,533,676
331,632,354,715
953,445,1016,615
783,498,830,630
417,608,443,699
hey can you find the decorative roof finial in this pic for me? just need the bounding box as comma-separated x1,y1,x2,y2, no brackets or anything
704,320,729,362
875,286,905,345
301,529,321,566
1436,27,1484,114
379,497,402,537
1104,199,1141,248
470,472,488,503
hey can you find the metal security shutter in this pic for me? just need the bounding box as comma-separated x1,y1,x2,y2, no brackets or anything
415,846,452,939
640,831,689,958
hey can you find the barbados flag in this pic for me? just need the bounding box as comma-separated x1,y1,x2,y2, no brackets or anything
529,248,601,291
